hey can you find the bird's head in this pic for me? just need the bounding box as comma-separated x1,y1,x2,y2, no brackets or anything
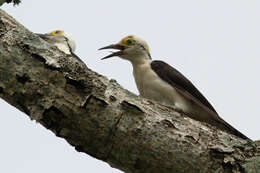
37,30,76,53
99,35,151,63
49,30,64,36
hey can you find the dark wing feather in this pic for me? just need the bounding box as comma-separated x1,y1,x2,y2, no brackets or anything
151,60,249,140
151,60,217,114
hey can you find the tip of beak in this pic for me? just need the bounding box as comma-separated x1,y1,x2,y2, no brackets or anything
98,45,113,51
100,50,124,60
99,44,126,60
98,44,126,51
98,45,114,51
36,33,51,39
35,33,44,36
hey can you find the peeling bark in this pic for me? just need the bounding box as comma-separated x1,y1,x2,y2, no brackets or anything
0,9,260,173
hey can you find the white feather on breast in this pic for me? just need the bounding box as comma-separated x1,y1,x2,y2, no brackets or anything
133,60,189,112
54,42,71,54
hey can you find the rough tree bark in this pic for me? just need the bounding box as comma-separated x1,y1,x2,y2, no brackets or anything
0,9,260,173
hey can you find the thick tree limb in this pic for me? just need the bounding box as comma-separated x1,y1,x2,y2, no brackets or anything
0,9,259,173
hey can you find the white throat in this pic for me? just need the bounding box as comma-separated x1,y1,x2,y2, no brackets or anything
53,33,76,55
127,53,151,67
63,32,76,53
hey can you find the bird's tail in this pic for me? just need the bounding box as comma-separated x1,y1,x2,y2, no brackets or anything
187,102,249,140
211,115,249,140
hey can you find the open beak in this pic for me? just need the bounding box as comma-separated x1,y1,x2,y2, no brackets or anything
98,44,126,60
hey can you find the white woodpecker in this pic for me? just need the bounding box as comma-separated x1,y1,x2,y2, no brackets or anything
99,35,248,140
36,30,84,63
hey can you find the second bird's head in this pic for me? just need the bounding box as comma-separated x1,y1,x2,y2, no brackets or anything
37,30,76,53
99,35,151,62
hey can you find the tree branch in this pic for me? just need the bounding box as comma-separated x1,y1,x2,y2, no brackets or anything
0,9,259,173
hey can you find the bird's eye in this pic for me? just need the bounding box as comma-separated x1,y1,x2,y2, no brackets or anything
124,38,136,45
120,36,136,46
126,39,132,45
50,30,63,36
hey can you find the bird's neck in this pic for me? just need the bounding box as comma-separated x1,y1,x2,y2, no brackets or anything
129,54,152,67
63,33,76,53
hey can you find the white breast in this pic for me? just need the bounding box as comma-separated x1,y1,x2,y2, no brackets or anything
133,60,189,111
54,42,71,54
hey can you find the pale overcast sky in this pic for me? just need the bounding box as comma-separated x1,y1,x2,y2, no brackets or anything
1,1,260,173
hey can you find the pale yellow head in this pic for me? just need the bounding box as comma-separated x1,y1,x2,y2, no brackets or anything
49,30,64,37
37,30,76,53
99,35,151,62
119,35,150,53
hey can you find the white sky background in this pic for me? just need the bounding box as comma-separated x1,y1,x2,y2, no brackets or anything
1,0,260,172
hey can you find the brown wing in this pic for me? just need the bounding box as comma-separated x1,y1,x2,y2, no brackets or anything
151,60,249,140
151,60,217,114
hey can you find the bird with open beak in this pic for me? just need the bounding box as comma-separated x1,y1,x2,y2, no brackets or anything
99,35,249,140
99,35,151,62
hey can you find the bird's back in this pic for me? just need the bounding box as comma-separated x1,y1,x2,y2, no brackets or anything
149,60,249,139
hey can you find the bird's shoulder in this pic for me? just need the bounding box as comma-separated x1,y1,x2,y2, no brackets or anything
150,60,217,113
